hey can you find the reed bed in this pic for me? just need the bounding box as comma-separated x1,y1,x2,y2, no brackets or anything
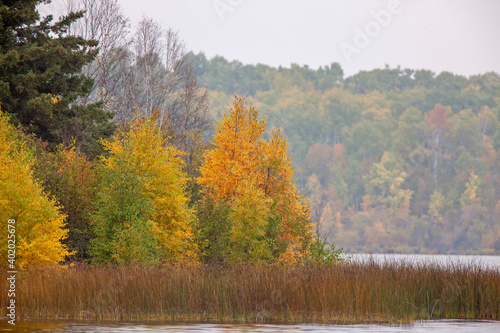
1,259,499,324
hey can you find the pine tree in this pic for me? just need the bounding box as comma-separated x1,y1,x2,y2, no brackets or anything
0,0,115,156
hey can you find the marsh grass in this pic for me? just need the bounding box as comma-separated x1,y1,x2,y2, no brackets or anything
1,259,499,324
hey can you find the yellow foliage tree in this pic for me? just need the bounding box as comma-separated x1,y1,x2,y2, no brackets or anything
460,172,480,208
261,129,312,261
0,110,70,268
364,152,413,211
228,180,272,262
198,96,313,263
92,116,197,264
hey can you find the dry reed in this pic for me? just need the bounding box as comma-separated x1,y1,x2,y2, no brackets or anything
1,259,499,324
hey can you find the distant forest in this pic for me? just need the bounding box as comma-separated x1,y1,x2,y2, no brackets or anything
188,52,500,254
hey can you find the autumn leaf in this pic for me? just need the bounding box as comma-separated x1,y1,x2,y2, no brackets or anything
0,110,70,268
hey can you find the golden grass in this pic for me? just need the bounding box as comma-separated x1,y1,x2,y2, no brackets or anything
1,259,499,324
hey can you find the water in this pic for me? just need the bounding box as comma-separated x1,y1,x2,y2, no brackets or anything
2,255,499,332
1,320,500,332
343,254,500,269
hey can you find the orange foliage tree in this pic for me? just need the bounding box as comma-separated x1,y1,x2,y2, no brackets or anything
198,96,313,263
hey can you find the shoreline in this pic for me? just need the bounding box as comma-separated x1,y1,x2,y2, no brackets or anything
2,260,499,324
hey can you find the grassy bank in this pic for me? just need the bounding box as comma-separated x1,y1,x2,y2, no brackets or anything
1,260,499,324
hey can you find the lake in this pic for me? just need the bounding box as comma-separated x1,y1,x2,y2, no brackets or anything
2,320,500,332
342,254,500,269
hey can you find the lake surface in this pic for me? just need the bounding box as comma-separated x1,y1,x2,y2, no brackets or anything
2,320,500,332
343,253,500,269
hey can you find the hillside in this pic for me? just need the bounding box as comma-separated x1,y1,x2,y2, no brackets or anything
189,52,500,254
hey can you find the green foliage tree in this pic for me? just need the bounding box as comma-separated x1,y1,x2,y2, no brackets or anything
91,117,197,264
364,152,413,211
194,53,500,254
0,0,115,156
33,143,99,260
392,107,426,162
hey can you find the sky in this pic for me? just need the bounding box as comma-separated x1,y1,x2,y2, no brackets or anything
40,0,500,78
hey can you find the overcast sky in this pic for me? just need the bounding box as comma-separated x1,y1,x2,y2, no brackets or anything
42,0,500,77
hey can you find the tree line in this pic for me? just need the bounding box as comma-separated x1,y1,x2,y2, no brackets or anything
1,0,338,267
2,0,499,267
188,52,500,255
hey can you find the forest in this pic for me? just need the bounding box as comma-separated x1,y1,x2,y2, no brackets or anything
1,0,335,267
188,53,500,255
2,0,500,326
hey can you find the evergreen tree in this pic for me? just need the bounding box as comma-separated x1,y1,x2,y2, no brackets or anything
0,0,115,156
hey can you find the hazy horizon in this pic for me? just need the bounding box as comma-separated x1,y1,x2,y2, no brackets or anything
40,0,500,78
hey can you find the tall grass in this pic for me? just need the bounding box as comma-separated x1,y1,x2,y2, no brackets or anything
1,259,499,323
